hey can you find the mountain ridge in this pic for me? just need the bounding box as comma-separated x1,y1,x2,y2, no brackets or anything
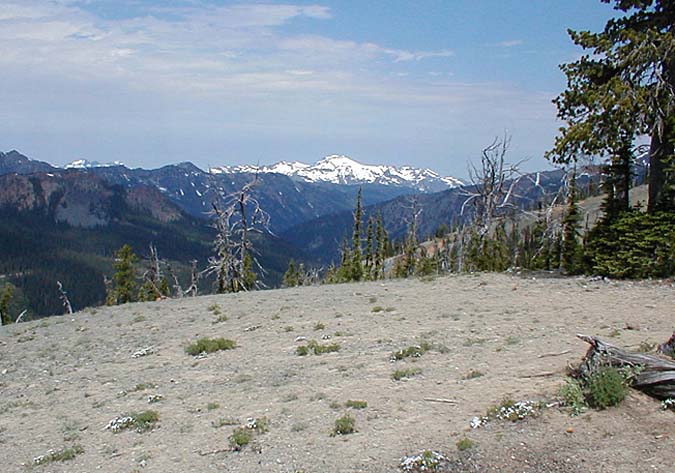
210,154,464,192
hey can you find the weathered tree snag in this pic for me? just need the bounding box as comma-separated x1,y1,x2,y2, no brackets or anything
577,334,675,400
658,332,675,358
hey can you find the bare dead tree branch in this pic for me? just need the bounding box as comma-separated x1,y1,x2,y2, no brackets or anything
460,134,529,238
56,280,73,315
204,175,271,293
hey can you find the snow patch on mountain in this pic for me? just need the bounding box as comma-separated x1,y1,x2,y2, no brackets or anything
210,155,463,191
65,159,124,169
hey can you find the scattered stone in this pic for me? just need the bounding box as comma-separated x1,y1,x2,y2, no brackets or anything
244,325,262,332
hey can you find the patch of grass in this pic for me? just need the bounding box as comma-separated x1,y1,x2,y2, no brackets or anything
608,328,621,338
638,340,655,353
296,340,340,356
212,417,239,428
463,337,487,347
132,315,147,323
371,306,384,313
284,326,294,332
314,322,326,331
345,400,367,409
32,445,84,466
133,410,160,432
229,427,253,450
368,296,378,303
185,337,236,356
291,423,306,432
384,307,396,312
505,336,520,345
329,400,342,409
212,314,229,324
392,367,422,381
132,382,157,392
282,393,299,402
206,402,220,411
391,342,431,361
456,437,475,451
587,367,627,409
332,414,356,436
463,370,484,380
207,303,222,315
106,410,159,433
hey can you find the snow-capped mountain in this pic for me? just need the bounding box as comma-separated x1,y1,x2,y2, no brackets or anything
211,155,464,192
65,159,124,169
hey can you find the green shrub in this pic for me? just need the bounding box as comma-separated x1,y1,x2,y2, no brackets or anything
185,337,236,356
345,400,367,409
391,342,431,361
332,414,355,435
463,370,484,380
229,427,253,450
456,437,475,451
32,445,84,465
133,410,160,432
559,378,587,415
296,340,340,356
586,367,627,409
391,367,422,381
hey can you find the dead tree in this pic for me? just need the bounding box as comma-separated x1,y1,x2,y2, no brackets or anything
577,334,675,400
167,259,200,298
205,176,270,293
139,243,165,300
56,280,73,315
460,134,527,238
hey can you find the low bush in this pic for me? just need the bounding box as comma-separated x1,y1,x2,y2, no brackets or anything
185,337,236,356
392,367,422,381
332,414,356,435
586,367,627,409
296,340,340,356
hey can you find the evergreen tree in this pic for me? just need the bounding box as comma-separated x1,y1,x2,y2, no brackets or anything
350,187,364,281
0,283,15,325
283,259,300,287
561,167,582,274
374,214,387,279
548,0,675,212
364,217,375,279
242,253,256,291
336,239,352,283
107,244,139,305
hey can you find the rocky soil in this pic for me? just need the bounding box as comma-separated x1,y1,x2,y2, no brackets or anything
1,272,674,472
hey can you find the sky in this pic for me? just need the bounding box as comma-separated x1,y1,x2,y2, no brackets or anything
0,0,619,178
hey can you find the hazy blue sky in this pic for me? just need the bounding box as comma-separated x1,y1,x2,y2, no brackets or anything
1,0,618,177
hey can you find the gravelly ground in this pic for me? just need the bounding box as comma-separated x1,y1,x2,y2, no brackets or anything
1,272,674,472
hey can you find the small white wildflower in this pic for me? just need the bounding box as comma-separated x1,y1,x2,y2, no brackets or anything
147,394,163,404
132,347,154,358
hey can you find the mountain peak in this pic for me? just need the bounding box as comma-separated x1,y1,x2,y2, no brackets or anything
65,159,124,169
210,155,463,192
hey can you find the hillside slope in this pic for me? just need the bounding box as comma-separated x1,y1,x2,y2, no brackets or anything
1,274,673,472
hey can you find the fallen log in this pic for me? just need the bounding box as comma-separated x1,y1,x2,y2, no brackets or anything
577,334,675,400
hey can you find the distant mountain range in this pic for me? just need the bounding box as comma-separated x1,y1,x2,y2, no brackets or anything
0,150,464,233
211,154,464,192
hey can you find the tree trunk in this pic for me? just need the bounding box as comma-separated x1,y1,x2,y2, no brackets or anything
577,334,675,400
